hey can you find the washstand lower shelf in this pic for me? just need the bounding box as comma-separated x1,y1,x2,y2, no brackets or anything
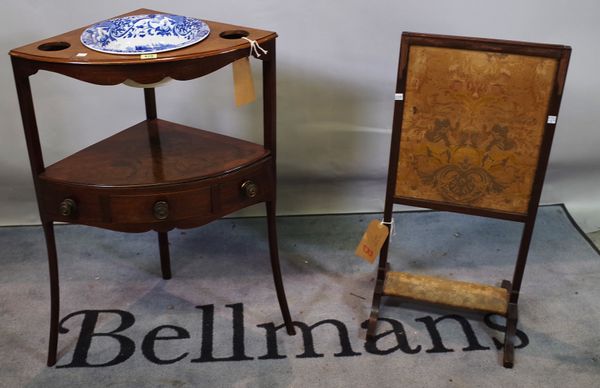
38,119,274,232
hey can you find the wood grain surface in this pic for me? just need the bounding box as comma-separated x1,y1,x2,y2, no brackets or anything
39,119,269,187
9,8,276,65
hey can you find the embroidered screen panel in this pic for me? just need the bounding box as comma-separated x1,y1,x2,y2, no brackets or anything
395,45,558,214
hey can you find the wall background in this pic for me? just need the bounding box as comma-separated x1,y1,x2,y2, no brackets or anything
1,0,599,231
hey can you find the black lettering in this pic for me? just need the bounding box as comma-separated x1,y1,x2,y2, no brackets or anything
256,322,286,360
416,314,490,353
483,313,529,349
142,325,190,364
57,309,135,368
191,303,253,362
361,318,421,355
258,319,361,359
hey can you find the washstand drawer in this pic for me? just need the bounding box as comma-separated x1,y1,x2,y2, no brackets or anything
38,183,212,225
217,160,274,214
38,184,105,223
109,187,212,224
38,158,274,227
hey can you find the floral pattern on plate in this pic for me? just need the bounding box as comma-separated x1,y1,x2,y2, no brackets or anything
80,13,210,54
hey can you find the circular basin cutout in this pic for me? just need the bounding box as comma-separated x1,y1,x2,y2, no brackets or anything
38,41,71,51
219,30,249,39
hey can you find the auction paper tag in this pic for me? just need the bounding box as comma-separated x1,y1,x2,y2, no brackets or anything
355,220,389,263
232,57,256,106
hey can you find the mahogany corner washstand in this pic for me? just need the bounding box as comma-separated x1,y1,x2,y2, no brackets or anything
366,32,570,368
10,9,295,366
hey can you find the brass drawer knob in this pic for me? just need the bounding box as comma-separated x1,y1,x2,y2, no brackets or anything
153,201,169,220
59,198,77,217
241,180,258,198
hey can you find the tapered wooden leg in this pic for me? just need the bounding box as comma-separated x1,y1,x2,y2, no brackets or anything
266,201,295,335
367,207,394,340
42,221,59,367
503,302,518,368
501,279,518,368
158,232,171,280
367,264,388,340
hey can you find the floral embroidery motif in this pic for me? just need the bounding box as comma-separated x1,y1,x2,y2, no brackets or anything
413,119,517,203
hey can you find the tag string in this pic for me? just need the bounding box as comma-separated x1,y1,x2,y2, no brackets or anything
380,218,395,242
241,37,268,58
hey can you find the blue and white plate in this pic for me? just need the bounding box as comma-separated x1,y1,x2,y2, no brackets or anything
80,13,210,55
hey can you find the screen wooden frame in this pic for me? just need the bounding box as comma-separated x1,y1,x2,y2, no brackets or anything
367,32,571,368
